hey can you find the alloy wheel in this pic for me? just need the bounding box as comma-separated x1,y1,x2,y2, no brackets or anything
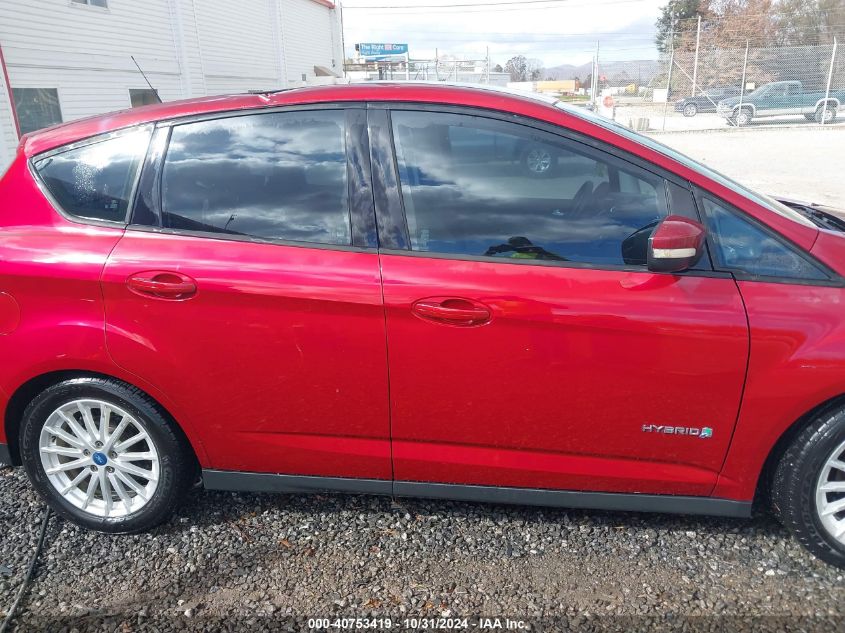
526,148,552,174
38,399,160,518
816,437,845,544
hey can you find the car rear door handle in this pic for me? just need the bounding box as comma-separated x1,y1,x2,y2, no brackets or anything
412,297,491,326
127,272,197,300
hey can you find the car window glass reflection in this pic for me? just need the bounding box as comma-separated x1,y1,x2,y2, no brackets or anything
391,111,668,266
162,111,350,245
703,197,828,280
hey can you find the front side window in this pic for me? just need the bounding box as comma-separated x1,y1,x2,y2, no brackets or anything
12,88,62,134
34,128,151,222
702,195,829,281
390,110,668,266
160,110,350,245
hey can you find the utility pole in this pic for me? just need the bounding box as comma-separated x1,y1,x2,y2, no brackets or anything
486,46,490,84
736,39,749,126
662,14,675,131
592,40,600,105
405,51,410,81
691,14,701,96
823,37,838,125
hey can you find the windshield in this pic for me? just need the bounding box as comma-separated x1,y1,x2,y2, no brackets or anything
553,101,816,228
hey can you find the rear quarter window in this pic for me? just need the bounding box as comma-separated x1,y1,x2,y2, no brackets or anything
33,127,151,223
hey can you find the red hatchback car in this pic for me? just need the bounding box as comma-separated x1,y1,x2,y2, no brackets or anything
2,84,845,567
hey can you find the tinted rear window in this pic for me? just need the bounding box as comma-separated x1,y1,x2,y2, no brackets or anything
34,128,151,222
159,110,350,245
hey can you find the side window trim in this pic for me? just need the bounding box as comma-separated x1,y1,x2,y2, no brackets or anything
128,106,377,253
130,125,169,227
695,187,841,286
367,107,409,250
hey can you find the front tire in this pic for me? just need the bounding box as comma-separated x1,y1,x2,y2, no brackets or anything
683,103,698,117
20,377,194,533
771,404,845,568
732,108,753,126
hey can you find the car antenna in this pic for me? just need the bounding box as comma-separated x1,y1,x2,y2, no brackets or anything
131,55,162,103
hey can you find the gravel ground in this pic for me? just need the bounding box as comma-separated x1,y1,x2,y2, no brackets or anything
2,465,845,632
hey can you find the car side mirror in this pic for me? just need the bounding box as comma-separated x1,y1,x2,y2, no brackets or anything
647,215,706,273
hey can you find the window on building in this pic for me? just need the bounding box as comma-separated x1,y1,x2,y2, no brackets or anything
12,88,63,135
72,0,108,7
390,110,668,266
701,195,829,281
34,128,152,223
129,89,160,108
159,110,350,245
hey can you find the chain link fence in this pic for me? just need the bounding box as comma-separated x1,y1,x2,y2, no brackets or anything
596,40,843,133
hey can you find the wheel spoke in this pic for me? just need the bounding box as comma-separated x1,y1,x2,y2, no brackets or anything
114,469,147,500
81,472,99,510
821,497,845,517
114,460,155,481
60,468,91,495
114,432,148,453
45,456,90,475
104,416,130,452
57,410,91,446
109,472,133,513
820,481,845,493
119,452,155,462
78,403,98,443
45,425,86,450
99,469,112,516
41,445,84,457
829,459,845,474
99,404,112,444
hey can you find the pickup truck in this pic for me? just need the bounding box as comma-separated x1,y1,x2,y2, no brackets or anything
716,80,845,126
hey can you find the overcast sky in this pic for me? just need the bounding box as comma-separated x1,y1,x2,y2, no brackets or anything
340,0,667,68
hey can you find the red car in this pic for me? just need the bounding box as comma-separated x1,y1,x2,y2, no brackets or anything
2,84,845,568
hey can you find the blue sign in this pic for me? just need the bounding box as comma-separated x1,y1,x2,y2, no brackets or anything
357,43,408,58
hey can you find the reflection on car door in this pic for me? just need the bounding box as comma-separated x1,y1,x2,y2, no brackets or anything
377,109,749,496
102,108,392,479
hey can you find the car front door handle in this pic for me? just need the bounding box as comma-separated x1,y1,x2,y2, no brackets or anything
412,297,491,326
126,271,198,300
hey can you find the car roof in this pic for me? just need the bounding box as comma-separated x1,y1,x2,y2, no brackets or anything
20,82,578,156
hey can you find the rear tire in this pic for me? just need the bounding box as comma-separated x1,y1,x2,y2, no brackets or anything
19,377,194,533
683,103,698,117
815,104,837,124
771,404,845,568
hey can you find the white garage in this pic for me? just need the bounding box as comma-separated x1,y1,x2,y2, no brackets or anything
0,0,344,168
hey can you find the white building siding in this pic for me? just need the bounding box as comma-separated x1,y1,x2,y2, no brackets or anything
280,0,342,83
0,0,343,167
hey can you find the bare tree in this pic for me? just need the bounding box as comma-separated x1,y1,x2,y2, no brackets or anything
504,55,528,81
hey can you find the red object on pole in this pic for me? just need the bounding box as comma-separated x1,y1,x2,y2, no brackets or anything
0,41,20,140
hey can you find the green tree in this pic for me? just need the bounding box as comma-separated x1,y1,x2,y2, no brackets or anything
655,0,708,52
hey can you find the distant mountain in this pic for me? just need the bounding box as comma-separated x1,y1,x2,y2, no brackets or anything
545,59,660,86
